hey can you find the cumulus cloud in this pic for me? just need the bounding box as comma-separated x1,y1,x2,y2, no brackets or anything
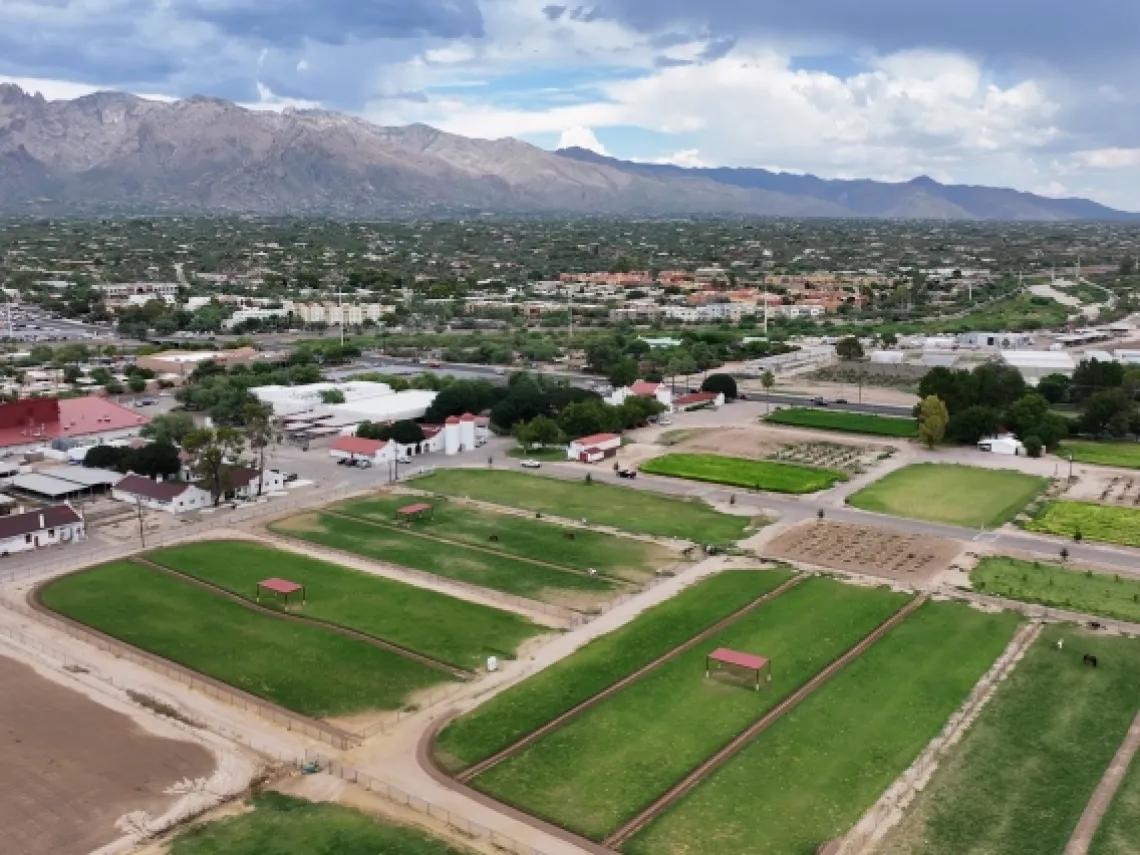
557,126,609,154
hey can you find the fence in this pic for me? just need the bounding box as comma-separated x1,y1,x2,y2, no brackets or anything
305,750,553,855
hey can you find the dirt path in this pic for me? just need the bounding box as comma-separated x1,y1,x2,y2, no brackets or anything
1064,711,1140,855
134,555,472,679
322,509,639,588
454,573,808,783
604,595,929,848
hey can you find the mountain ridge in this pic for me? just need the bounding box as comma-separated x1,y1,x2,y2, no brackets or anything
0,84,1131,221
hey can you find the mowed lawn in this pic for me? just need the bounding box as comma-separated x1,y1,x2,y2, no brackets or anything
640,453,847,494
171,792,468,855
434,568,796,771
147,541,543,670
270,512,616,609
1062,440,1140,470
627,601,1021,855
973,556,1140,625
413,469,752,545
472,579,909,839
848,463,1048,528
1091,746,1140,855
766,407,919,438
1027,501,1140,549
41,561,455,719
879,626,1140,855
331,494,674,583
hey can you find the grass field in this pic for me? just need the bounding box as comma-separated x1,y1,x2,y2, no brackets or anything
472,579,909,839
765,407,919,438
41,561,454,718
1027,501,1140,548
1091,746,1140,855
413,469,752,545
506,446,568,461
170,792,468,855
331,494,673,583
147,541,543,670
640,453,847,494
270,512,617,609
848,463,1048,528
972,556,1140,624
434,568,796,771
1061,441,1140,470
879,626,1140,855
628,601,1022,855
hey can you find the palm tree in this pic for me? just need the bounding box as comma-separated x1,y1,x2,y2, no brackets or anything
761,371,776,414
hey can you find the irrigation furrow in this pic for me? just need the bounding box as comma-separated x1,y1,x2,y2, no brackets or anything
134,555,472,679
602,594,930,849
454,573,808,784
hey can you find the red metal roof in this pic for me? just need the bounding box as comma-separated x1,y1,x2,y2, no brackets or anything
573,432,621,447
445,416,461,424
460,413,476,421
708,648,769,670
397,502,432,515
258,578,303,595
630,380,662,396
0,396,150,448
331,436,386,456
675,391,717,405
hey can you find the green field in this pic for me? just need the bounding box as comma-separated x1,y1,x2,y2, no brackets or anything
640,453,847,494
271,511,617,608
41,561,454,718
880,626,1140,855
1027,501,1140,548
628,601,1021,855
170,792,468,855
147,542,543,670
506,446,568,461
848,463,1048,528
1091,747,1140,855
472,579,909,839
434,568,796,771
1061,441,1140,470
413,469,753,545
331,494,673,583
973,556,1140,624
765,407,919,438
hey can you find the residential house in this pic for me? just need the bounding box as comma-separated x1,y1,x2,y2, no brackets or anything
112,474,213,514
0,504,85,556
566,433,622,463
674,391,725,411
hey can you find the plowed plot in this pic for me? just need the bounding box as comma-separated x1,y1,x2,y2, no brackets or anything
764,520,961,583
0,652,214,855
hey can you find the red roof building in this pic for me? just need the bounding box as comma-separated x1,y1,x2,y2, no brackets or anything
630,380,665,397
0,397,150,449
330,436,388,459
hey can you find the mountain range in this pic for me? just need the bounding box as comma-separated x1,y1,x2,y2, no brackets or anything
0,84,1131,221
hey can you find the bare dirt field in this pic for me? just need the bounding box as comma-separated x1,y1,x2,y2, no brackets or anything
0,651,215,855
763,520,964,584
1063,469,1140,508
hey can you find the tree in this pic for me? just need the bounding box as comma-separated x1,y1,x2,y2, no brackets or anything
83,445,127,471
63,364,82,384
320,389,346,405
836,336,864,361
701,373,738,400
1004,393,1050,441
182,427,244,506
1037,373,1072,405
607,357,639,390
617,395,666,429
127,376,147,394
242,402,276,496
879,332,899,348
1023,435,1044,458
558,399,620,439
140,411,196,446
761,370,776,413
918,395,949,449
1080,389,1134,436
946,405,1000,444
514,415,561,450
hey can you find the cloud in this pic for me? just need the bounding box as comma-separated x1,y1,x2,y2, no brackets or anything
557,126,610,154
654,57,693,68
542,5,567,21
652,148,709,167
1071,148,1140,169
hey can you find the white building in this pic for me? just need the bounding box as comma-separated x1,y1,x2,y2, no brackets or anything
222,306,291,330
607,380,674,412
978,434,1026,456
0,504,85,555
329,436,396,464
112,474,213,514
1001,350,1077,380
252,382,437,426
567,432,622,463
98,282,179,300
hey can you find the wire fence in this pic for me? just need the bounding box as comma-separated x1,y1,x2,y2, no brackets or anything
304,750,554,855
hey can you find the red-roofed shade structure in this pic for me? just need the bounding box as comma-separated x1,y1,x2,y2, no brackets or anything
706,647,771,691
396,502,433,521
256,577,306,608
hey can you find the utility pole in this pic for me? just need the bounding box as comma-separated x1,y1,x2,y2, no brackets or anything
135,496,146,549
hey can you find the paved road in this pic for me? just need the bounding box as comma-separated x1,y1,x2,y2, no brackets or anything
753,392,913,418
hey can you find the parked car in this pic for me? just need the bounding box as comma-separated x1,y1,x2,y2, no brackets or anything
337,458,352,466
811,397,828,406
618,469,637,479
355,459,373,469
659,417,673,426
834,397,848,404
283,472,299,483
519,459,542,469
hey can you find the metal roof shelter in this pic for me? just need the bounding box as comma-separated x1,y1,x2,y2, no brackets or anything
8,473,91,500
49,467,122,488
396,502,433,521
255,578,306,608
706,647,771,691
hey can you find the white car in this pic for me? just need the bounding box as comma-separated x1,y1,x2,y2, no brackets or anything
519,459,542,469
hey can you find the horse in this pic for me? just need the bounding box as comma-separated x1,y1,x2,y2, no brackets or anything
1083,653,1098,668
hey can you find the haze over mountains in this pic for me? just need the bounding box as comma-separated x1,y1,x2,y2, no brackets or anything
0,84,1131,221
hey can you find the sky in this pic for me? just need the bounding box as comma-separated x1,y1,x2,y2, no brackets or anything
3,1,1140,209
